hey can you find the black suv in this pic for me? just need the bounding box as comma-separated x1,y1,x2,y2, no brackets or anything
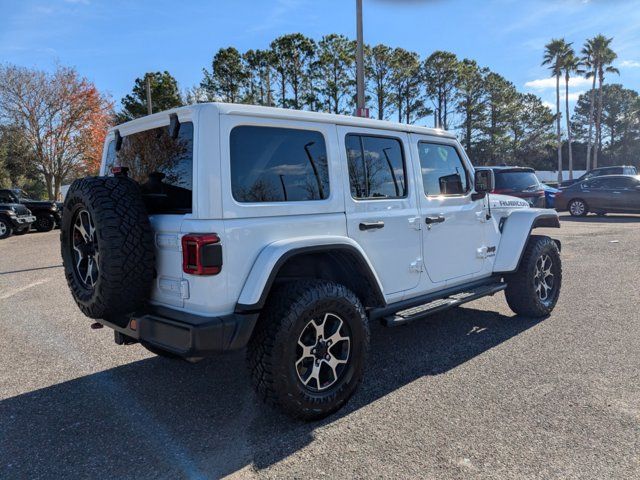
0,189,62,232
0,202,36,239
560,166,637,188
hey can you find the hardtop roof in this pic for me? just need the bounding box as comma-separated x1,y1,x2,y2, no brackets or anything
109,102,457,139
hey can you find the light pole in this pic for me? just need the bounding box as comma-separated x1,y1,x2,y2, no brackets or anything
355,0,368,118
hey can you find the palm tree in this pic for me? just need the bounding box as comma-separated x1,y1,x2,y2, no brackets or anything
581,40,597,171
562,47,582,180
594,42,619,168
543,39,570,184
582,35,618,169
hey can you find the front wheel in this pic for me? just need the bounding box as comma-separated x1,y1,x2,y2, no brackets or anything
247,280,369,421
568,199,588,217
0,218,13,239
34,213,55,232
505,235,562,318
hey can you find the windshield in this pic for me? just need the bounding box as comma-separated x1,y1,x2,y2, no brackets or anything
494,171,540,191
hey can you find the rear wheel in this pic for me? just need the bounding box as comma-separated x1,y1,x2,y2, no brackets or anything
505,235,562,317
247,280,369,420
0,218,12,239
34,213,55,232
568,199,588,217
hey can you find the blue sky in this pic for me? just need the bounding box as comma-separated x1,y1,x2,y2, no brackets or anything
2,0,640,114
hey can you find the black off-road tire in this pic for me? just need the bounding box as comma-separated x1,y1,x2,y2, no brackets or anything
60,176,155,322
568,198,588,217
505,235,562,318
0,217,13,239
34,213,55,232
247,280,369,421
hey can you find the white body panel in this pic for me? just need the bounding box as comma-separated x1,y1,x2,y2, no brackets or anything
100,103,559,317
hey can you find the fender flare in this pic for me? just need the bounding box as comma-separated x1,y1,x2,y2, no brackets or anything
235,236,385,312
493,209,560,273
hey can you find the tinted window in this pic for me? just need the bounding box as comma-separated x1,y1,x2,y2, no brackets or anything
0,191,16,203
494,171,540,191
600,177,638,189
107,122,194,213
231,126,329,203
347,135,406,199
418,143,469,196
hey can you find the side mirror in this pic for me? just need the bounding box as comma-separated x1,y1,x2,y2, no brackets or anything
473,169,495,199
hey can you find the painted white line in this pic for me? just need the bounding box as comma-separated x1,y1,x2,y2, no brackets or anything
0,278,51,300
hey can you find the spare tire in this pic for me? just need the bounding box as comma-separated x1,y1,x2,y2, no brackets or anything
60,176,155,323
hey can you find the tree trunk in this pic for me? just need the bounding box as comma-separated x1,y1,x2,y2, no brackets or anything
594,70,604,169
555,74,563,184
565,73,573,180
586,73,597,170
54,176,62,202
45,174,54,201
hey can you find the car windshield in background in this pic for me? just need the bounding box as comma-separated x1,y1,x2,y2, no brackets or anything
105,122,194,213
495,171,540,191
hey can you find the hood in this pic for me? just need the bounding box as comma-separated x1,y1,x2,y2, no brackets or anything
21,200,56,208
0,203,31,215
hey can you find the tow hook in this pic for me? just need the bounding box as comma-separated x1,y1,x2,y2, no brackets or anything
90,322,103,330
114,331,137,345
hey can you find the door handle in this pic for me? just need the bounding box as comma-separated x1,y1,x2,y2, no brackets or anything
359,221,385,231
425,216,445,225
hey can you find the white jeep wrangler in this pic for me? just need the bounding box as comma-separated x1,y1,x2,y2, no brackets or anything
61,103,562,420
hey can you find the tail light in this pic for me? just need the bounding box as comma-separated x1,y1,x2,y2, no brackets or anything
182,234,222,275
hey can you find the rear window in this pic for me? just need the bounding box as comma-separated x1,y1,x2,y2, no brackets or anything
494,171,540,191
230,126,329,203
105,122,194,214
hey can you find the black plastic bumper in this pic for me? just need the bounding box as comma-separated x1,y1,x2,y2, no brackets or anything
9,215,36,229
101,306,259,357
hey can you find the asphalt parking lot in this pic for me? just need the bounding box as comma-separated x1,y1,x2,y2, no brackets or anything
1,213,639,479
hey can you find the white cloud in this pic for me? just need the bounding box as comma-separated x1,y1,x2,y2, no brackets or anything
620,60,640,68
525,77,592,90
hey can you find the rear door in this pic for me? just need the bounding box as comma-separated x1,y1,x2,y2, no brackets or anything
102,114,196,308
338,127,422,296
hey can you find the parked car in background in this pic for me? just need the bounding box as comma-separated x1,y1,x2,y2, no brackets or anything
478,166,546,207
559,166,637,188
0,189,62,232
0,202,36,239
541,184,559,209
555,175,640,216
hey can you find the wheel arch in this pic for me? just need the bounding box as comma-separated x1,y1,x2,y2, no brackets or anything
493,209,561,274
235,237,386,313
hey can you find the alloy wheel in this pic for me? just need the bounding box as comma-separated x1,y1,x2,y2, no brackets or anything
533,254,555,304
71,208,99,289
569,200,585,216
296,313,351,392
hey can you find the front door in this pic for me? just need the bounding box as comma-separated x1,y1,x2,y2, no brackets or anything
410,135,486,284
338,127,422,296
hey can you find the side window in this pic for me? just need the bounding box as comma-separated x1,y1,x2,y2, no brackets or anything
346,134,406,199
230,126,329,203
113,122,194,213
0,191,14,203
605,177,636,189
418,142,469,196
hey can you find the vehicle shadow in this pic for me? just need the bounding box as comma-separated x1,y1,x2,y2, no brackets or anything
0,306,543,479
560,214,640,224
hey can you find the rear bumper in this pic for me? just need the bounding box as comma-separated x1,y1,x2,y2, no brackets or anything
102,306,259,357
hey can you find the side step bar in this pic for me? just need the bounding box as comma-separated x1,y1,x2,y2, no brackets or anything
382,282,507,327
